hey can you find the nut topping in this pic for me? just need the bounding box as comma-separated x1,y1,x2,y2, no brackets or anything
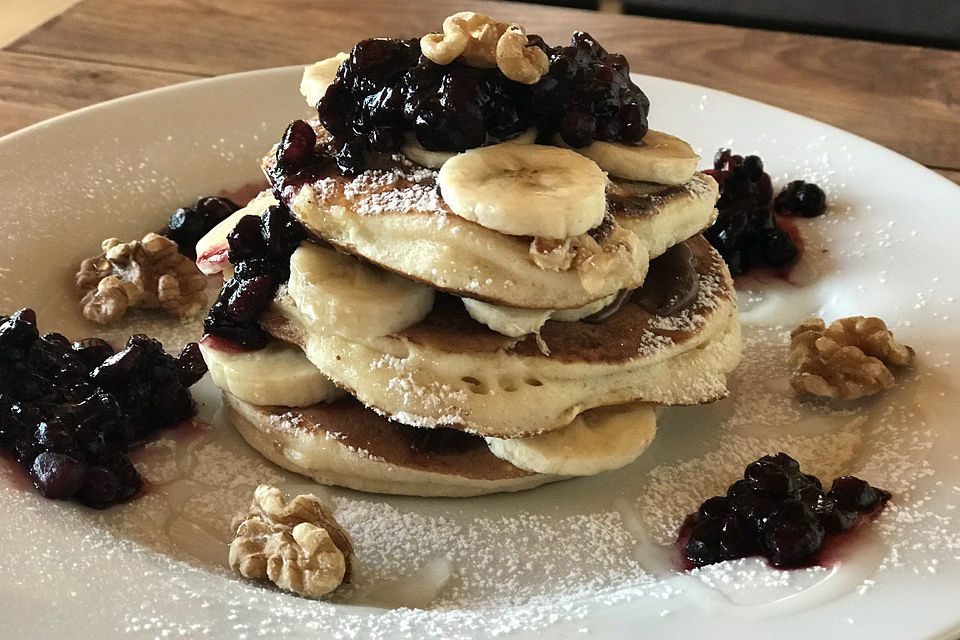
76,233,208,325
421,12,549,84
790,316,914,400
229,485,354,599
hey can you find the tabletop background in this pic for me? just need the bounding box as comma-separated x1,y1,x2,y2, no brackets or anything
1,0,958,186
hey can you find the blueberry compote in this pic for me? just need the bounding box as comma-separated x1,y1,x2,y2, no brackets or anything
0,310,207,508
165,196,241,259
703,150,826,276
682,453,890,569
313,31,649,175
202,201,305,349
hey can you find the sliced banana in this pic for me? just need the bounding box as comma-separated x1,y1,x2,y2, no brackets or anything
462,298,551,338
400,128,538,169
463,291,617,337
438,143,608,239
300,52,349,108
200,338,343,407
288,241,435,339
558,129,699,185
195,192,278,275
485,403,657,476
550,292,618,321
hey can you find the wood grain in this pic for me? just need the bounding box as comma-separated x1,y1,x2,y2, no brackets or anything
934,168,960,187
0,50,197,134
3,0,960,176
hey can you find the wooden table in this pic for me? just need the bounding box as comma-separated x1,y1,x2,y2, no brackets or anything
2,0,959,186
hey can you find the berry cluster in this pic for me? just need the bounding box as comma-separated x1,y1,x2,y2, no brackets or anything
165,196,240,259
703,150,826,276
313,31,649,174
529,31,649,148
202,201,305,349
0,310,206,508
684,453,890,568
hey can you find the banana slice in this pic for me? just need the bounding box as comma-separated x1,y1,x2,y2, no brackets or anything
200,337,343,407
400,128,538,169
559,129,699,185
462,291,617,337
195,192,278,275
300,52,349,108
288,242,435,339
438,143,608,239
485,403,657,476
550,292,618,322
462,298,551,338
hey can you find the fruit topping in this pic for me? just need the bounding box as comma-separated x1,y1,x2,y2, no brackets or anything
532,31,649,148
704,149,827,276
437,143,608,238
76,233,209,324
165,196,241,258
682,452,890,568
0,309,206,508
774,180,827,218
203,202,306,349
311,20,649,175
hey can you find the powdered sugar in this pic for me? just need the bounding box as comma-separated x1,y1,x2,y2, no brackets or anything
3,313,955,639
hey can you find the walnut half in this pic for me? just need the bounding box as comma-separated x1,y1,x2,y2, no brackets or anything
76,233,208,324
790,316,915,400
420,12,549,84
229,485,354,599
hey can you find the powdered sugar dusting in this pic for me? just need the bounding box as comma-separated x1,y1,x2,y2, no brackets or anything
305,154,448,219
2,312,955,639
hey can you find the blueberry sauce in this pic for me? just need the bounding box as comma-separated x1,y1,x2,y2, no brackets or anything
0,310,207,508
311,31,649,175
774,180,827,218
680,452,890,569
703,150,826,277
165,196,241,259
202,201,306,349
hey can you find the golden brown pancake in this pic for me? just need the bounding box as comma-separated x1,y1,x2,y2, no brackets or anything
223,392,562,497
259,235,742,437
262,123,718,309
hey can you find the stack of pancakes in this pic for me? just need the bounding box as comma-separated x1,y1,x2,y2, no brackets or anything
197,50,742,497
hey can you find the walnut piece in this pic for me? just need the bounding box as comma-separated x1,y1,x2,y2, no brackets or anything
790,316,915,400
529,222,637,296
76,233,208,324
229,485,354,599
421,12,549,84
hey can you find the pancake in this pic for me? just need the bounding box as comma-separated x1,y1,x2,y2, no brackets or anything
262,124,719,310
223,392,561,497
262,235,742,438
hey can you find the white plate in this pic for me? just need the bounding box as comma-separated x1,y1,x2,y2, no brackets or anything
1,67,959,640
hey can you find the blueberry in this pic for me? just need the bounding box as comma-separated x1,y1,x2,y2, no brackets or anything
227,275,277,321
738,155,764,182
698,495,731,520
194,197,239,224
76,465,121,509
176,342,207,387
30,452,88,499
72,338,115,370
276,120,317,171
760,228,799,268
827,476,891,514
774,180,827,218
227,215,268,261
682,453,889,569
